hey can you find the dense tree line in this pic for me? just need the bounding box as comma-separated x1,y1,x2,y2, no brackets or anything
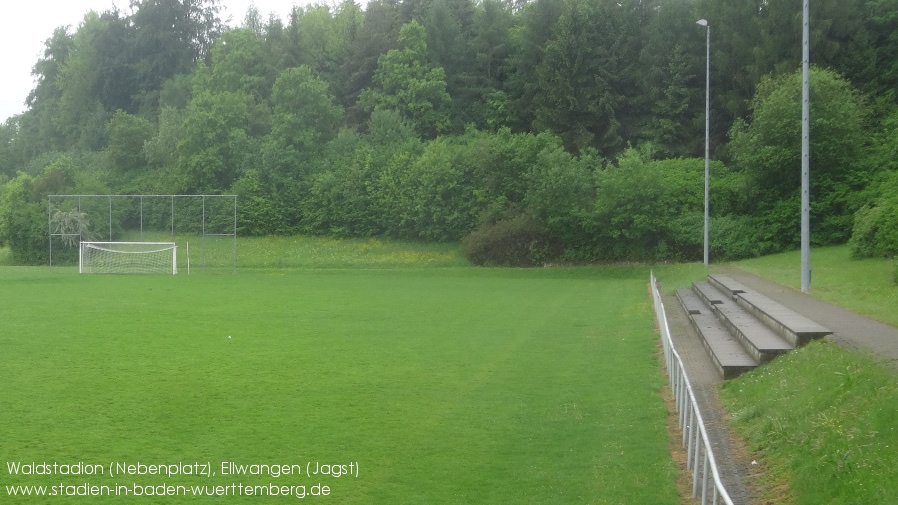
2,0,898,267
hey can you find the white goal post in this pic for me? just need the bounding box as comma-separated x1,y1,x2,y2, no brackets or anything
80,242,178,275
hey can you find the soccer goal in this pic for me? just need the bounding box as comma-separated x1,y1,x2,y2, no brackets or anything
80,242,178,275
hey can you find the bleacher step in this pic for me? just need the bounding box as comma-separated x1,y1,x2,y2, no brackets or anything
669,274,834,380
676,289,757,379
692,281,794,364
708,274,832,346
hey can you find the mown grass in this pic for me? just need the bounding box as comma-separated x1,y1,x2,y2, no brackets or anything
719,341,898,504
0,243,679,503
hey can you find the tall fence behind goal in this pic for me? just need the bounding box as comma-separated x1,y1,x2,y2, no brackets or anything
49,195,236,273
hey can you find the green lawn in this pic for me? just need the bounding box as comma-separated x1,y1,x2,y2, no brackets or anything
1,262,678,503
734,245,898,327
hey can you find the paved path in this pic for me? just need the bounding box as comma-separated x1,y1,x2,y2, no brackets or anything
659,268,898,504
722,270,898,368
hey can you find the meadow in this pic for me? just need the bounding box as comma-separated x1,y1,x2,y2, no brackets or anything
0,242,680,504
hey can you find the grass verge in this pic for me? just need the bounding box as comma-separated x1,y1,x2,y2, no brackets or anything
719,340,898,504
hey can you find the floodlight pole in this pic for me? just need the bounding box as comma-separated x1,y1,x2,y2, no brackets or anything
801,0,811,292
697,19,710,266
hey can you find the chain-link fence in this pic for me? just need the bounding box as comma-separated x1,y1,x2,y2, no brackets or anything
49,195,237,273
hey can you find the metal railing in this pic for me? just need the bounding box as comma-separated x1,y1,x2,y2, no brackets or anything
650,271,735,505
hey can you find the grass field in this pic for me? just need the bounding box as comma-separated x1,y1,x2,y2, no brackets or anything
1,249,680,503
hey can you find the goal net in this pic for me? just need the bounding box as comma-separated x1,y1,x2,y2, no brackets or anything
80,242,178,274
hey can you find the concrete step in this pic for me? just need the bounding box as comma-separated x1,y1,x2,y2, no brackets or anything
706,274,750,296
692,279,727,306
676,289,757,379
708,274,832,347
692,281,794,364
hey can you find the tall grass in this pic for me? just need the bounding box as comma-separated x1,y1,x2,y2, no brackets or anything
234,235,466,269
720,341,898,504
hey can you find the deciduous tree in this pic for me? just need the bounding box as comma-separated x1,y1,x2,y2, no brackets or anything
360,20,452,138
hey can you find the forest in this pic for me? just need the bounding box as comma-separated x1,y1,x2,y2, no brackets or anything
2,0,898,267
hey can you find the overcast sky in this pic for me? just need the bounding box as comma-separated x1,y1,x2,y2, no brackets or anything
0,0,313,123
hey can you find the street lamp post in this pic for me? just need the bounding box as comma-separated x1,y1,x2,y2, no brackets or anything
697,19,710,266
801,0,811,292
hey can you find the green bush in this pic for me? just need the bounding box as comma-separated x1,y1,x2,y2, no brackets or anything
592,150,711,261
665,212,703,260
302,111,423,238
462,215,560,267
0,158,78,265
0,175,47,264
231,170,287,236
848,205,883,258
709,215,769,260
523,145,596,253
729,68,872,250
374,137,479,242
848,170,898,259
751,195,801,254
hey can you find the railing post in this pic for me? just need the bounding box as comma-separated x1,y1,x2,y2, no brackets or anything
693,445,701,497
702,451,710,505
693,422,702,480
680,374,688,418
683,413,695,470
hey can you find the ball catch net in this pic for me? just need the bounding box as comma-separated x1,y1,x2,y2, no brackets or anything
49,195,236,273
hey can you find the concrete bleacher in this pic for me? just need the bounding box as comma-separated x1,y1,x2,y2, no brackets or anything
708,275,832,347
677,288,756,379
676,275,832,379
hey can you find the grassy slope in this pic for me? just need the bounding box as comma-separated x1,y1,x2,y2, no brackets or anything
0,259,678,503
719,341,898,504
718,245,898,504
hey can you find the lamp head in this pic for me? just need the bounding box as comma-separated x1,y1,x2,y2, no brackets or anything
696,19,708,27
